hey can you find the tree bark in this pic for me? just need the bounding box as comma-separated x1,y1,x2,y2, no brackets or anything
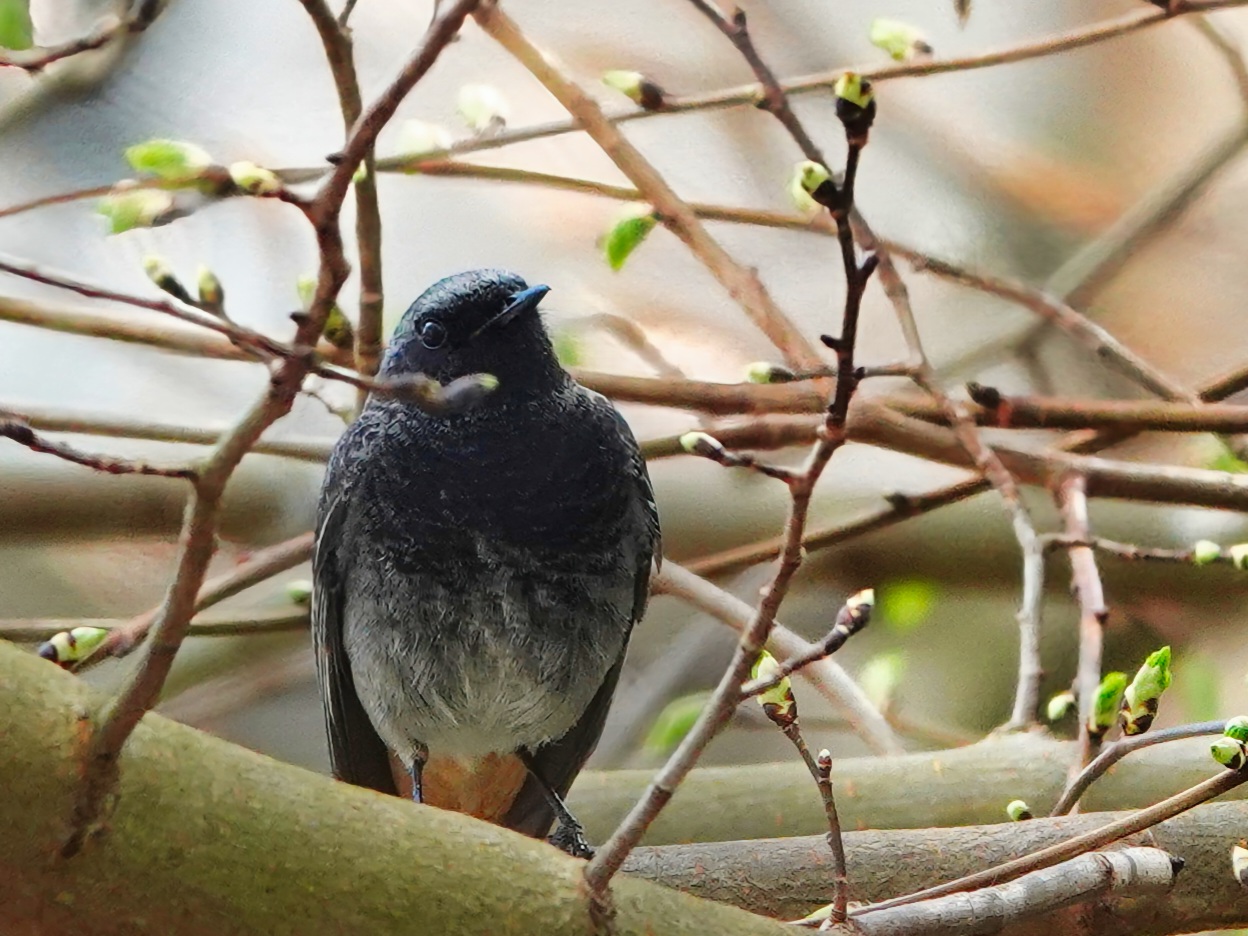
572,731,1243,843
3,642,1243,936
0,643,786,936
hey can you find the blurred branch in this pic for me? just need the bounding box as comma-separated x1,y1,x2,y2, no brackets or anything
480,5,825,371
0,0,166,73
1058,474,1109,769
81,533,314,666
271,0,1248,178
0,606,309,644
654,563,903,755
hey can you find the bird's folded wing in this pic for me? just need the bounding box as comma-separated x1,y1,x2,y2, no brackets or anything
313,492,399,796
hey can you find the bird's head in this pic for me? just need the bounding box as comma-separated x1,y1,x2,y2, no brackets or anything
380,269,562,397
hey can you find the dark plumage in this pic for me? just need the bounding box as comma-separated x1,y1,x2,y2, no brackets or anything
312,269,660,851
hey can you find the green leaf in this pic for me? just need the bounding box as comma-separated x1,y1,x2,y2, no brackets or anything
125,139,213,183
1209,443,1248,474
95,189,175,234
0,0,33,52
643,692,710,756
879,578,938,633
869,19,931,62
601,207,658,271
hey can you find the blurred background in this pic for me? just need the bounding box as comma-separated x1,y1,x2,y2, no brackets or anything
2,0,1248,777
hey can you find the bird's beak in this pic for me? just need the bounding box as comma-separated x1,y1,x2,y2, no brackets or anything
470,284,550,340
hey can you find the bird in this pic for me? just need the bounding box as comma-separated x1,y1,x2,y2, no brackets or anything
312,269,661,856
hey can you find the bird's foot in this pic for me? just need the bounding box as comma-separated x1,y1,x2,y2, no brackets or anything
549,820,594,859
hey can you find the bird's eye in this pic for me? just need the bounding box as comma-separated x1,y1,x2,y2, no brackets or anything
419,320,448,350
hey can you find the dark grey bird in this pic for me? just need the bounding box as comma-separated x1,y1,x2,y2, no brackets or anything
312,269,660,854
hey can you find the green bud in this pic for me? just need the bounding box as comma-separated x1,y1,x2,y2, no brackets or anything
322,304,356,351
679,431,725,460
37,626,109,668
196,265,225,315
1232,544,1248,570
439,373,498,413
142,255,194,305
834,72,874,110
457,83,509,132
1225,716,1248,743
1212,737,1248,770
834,72,877,136
1046,690,1076,722
745,362,798,384
1089,671,1128,741
125,139,213,183
869,19,933,62
601,70,666,110
752,650,797,728
351,163,369,185
601,206,659,271
0,0,35,51
1192,540,1222,566
1233,842,1248,888
1120,646,1172,737
796,160,832,196
395,120,454,165
1005,799,1033,822
285,580,313,605
228,161,282,195
96,188,175,234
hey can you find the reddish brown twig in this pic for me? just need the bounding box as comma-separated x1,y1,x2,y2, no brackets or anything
0,418,196,480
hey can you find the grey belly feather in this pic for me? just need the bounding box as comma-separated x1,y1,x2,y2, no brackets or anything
342,552,631,763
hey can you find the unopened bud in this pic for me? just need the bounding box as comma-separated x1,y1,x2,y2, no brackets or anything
196,265,225,315
746,361,798,384
601,70,666,110
37,626,109,668
1226,716,1248,743
1089,671,1128,741
752,650,797,728
1120,646,1172,737
1005,799,1033,821
1212,737,1248,770
142,255,194,305
228,161,282,195
679,431,726,460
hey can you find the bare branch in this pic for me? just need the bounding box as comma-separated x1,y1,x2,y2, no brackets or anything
0,416,196,480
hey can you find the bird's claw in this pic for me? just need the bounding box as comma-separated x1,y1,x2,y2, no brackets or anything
549,820,594,859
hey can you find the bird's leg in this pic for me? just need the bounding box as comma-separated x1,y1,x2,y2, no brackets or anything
517,750,593,859
408,742,429,804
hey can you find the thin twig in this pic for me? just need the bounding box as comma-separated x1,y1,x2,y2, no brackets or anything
1050,720,1227,817
652,563,903,755
0,2,166,72
1,606,309,644
852,764,1248,919
0,418,197,479
472,3,824,371
814,749,849,924
296,0,386,409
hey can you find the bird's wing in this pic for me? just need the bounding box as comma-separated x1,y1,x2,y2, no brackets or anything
312,488,398,796
503,397,661,838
